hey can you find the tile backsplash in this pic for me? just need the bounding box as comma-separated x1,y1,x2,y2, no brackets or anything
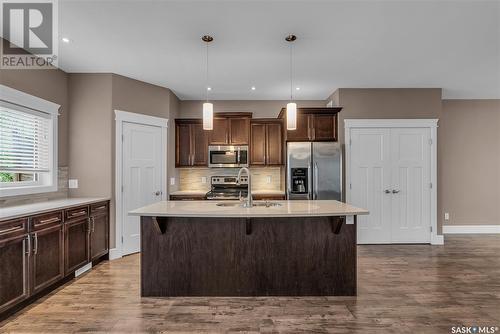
0,166,69,208
178,167,283,192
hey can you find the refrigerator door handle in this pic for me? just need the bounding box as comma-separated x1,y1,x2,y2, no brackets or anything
313,162,319,200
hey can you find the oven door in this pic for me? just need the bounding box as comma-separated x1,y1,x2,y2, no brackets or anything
208,146,248,168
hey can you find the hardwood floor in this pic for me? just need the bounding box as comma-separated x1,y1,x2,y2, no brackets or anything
1,235,499,333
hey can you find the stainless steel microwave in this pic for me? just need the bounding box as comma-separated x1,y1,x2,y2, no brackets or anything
208,145,248,168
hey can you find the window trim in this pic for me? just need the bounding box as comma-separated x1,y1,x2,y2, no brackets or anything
0,84,60,197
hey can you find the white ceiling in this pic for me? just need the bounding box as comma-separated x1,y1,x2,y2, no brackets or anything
57,0,500,100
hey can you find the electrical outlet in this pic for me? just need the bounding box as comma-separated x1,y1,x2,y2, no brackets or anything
68,179,78,189
444,212,450,221
201,177,207,184
170,177,175,185
266,175,272,184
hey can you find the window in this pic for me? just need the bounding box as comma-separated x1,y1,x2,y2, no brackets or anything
0,85,59,197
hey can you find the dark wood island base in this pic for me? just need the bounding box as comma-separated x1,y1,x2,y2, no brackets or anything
140,215,357,297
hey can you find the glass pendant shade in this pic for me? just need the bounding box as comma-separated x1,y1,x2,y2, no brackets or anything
286,102,297,130
203,102,213,130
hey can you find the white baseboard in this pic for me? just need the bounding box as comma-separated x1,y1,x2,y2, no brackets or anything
431,234,444,245
443,225,500,234
109,248,123,260
74,262,92,277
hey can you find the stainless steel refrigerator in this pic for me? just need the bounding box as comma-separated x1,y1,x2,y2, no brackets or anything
286,142,342,200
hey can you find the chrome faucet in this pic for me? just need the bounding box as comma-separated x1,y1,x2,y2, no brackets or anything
237,167,252,208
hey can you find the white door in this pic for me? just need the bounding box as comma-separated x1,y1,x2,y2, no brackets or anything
390,128,431,243
122,122,163,255
350,127,431,244
350,128,392,243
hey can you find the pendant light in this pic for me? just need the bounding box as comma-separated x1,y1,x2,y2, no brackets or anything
286,34,297,130
202,35,214,130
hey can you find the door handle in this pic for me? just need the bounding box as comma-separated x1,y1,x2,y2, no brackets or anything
25,235,31,256
92,217,95,233
313,162,319,200
392,189,400,194
384,189,391,194
154,191,162,196
33,232,38,255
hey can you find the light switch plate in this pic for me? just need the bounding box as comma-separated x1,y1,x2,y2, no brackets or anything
170,177,175,185
346,216,354,225
201,177,207,184
444,212,450,221
266,176,272,184
68,179,78,189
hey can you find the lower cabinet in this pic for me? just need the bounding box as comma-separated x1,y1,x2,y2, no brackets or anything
0,234,30,314
0,200,109,317
90,203,109,261
64,216,90,276
31,224,64,294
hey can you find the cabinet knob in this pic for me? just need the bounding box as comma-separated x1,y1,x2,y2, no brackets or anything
384,189,391,194
392,189,400,194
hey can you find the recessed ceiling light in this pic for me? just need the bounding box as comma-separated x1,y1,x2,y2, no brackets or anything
295,87,300,91
62,37,70,43
207,87,212,91
251,86,256,91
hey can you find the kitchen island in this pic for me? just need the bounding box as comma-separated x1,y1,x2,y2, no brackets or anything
129,200,368,297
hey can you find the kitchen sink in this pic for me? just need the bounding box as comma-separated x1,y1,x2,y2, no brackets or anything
216,201,282,208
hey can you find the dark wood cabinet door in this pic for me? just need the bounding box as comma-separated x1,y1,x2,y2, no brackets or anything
90,213,109,261
286,113,310,141
229,118,249,145
176,122,192,167
266,122,283,165
209,118,229,145
64,217,90,276
31,225,64,294
192,123,209,166
311,114,337,141
250,122,266,165
0,234,29,313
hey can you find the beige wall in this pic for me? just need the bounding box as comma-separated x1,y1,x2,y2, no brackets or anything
330,88,443,232
330,88,500,233
67,73,179,248
0,65,69,166
439,100,500,227
179,100,326,118
67,74,113,200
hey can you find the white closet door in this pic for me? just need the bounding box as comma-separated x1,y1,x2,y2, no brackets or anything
350,128,393,244
390,128,431,243
122,122,163,255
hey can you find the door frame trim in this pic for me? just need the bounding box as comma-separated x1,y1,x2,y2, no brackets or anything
344,119,441,245
113,110,168,259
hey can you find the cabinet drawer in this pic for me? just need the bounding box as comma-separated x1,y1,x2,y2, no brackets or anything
65,206,89,221
90,202,108,215
0,218,28,241
31,211,63,231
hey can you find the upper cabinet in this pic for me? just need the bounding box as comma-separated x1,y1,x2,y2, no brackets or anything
250,119,284,166
279,107,342,142
208,113,251,145
175,119,209,167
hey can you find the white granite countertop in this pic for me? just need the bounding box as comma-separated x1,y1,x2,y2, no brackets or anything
129,200,368,218
0,197,110,221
